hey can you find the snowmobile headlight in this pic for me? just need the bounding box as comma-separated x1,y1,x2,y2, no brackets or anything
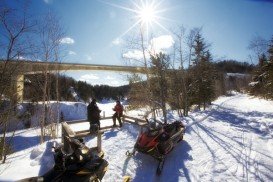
81,148,89,154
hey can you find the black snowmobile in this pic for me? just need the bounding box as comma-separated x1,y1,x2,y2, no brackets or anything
126,119,185,175
19,138,108,182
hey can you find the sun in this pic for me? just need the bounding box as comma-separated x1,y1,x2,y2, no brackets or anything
132,0,168,37
101,0,170,38
138,5,156,24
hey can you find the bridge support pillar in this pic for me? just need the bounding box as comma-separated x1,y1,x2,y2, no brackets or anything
13,74,24,103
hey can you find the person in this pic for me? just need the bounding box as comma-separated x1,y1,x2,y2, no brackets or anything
87,99,101,131
22,111,31,128
112,100,123,127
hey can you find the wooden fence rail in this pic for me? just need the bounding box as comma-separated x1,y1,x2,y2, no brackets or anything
61,115,148,153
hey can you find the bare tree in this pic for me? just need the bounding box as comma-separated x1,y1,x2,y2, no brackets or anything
169,26,202,116
171,26,189,116
150,53,170,123
248,35,269,64
123,27,155,116
35,12,65,143
186,27,202,67
0,2,35,163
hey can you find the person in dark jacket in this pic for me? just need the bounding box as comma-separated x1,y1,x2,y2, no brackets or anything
87,99,101,131
112,100,123,127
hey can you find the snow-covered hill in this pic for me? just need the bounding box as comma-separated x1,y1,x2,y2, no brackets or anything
0,92,273,181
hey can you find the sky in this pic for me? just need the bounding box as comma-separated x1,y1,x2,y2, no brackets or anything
2,0,273,86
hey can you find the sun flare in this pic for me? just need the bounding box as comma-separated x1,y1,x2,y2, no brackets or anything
103,0,170,39
138,5,156,24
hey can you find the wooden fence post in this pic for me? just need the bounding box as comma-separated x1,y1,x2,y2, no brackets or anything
62,122,76,153
97,131,102,153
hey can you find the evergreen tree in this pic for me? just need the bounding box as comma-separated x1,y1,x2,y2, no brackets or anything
249,54,268,97
150,53,170,123
127,74,149,109
250,36,273,99
189,33,216,109
265,37,273,99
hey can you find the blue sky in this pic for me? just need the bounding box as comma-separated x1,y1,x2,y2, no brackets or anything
2,0,273,86
8,0,272,64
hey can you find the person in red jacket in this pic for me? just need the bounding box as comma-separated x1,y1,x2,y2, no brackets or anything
112,100,123,127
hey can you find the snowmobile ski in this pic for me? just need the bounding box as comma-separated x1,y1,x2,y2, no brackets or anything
123,175,131,182
156,157,165,175
125,149,135,157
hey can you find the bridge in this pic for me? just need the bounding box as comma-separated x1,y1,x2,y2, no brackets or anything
0,60,146,102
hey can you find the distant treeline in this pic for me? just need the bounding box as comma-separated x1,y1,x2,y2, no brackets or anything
23,59,255,103
214,60,254,73
24,74,129,102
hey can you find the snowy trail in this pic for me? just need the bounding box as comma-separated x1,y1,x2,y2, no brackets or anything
183,93,273,181
97,93,273,181
1,93,273,181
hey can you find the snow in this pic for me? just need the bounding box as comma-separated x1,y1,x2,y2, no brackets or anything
1,92,273,181
226,73,249,78
249,81,259,86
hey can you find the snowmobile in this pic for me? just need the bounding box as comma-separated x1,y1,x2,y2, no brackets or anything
19,138,108,182
126,119,185,175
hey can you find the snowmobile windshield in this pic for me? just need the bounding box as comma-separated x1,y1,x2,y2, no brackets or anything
148,121,163,130
147,129,161,137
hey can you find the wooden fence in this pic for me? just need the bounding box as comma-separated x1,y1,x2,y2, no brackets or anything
61,115,147,153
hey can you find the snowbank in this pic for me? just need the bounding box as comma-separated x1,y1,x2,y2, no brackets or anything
1,93,273,181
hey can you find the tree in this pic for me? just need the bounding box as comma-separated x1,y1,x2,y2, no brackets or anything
249,54,268,96
150,53,170,123
0,1,35,163
187,28,202,67
189,32,216,110
249,36,273,99
34,12,65,143
248,35,268,64
123,28,155,115
170,26,201,116
264,37,273,99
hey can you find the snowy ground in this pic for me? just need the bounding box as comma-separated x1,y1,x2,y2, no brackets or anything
1,92,273,181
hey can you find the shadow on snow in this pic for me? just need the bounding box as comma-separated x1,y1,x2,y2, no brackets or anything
127,140,192,182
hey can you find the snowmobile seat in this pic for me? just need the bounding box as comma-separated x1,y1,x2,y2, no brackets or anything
147,129,161,137
164,121,184,136
84,158,105,171
158,132,170,142
163,124,177,136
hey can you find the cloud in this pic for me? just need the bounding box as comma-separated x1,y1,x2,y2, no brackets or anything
112,38,123,45
60,37,75,44
122,35,174,60
79,74,99,81
110,11,117,19
246,0,273,3
78,74,122,86
85,54,92,61
149,35,174,53
106,76,115,80
122,50,146,60
43,0,53,4
68,51,76,55
108,80,120,86
17,56,26,60
64,71,130,87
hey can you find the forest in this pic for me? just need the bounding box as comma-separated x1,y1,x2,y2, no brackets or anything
22,59,251,103
23,74,130,102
